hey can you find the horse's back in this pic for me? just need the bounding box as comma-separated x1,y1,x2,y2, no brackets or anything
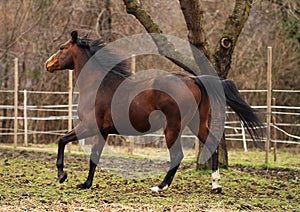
131,74,202,129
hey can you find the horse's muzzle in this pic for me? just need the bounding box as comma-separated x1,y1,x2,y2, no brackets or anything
45,54,57,73
45,63,55,73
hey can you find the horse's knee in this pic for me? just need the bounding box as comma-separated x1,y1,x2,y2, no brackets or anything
58,134,72,148
90,152,100,164
175,149,184,163
90,140,105,163
169,141,183,164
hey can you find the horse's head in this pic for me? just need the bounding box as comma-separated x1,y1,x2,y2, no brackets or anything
45,31,87,73
46,31,129,79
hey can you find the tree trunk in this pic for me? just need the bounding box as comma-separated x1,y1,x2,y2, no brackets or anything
96,0,113,41
1,61,10,143
179,0,224,169
211,0,253,168
213,0,254,78
123,0,254,169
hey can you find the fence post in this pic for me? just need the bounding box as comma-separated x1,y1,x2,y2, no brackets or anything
241,122,247,152
265,46,272,164
272,97,277,162
23,90,28,147
14,58,18,148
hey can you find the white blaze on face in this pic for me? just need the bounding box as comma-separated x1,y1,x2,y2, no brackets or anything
45,54,57,71
212,169,221,190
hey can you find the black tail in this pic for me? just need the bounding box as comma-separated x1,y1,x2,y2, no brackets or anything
194,76,265,148
222,80,265,147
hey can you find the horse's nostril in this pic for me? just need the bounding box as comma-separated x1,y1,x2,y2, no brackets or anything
45,62,54,73
45,58,57,72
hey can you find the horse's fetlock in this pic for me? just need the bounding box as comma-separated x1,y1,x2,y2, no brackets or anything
56,163,63,170
212,170,220,181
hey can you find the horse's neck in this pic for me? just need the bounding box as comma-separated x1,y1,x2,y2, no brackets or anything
75,64,125,95
73,50,92,80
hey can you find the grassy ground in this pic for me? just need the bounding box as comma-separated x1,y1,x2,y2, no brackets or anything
0,144,299,211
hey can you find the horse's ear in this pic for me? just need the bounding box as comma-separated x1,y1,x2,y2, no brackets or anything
71,31,78,43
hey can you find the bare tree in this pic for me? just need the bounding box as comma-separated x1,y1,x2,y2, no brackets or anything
0,0,298,148
123,0,256,168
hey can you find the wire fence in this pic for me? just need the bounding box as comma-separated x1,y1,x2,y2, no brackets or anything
1,49,299,166
0,88,299,148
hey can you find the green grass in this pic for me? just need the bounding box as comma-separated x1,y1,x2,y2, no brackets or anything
229,149,300,170
0,145,299,211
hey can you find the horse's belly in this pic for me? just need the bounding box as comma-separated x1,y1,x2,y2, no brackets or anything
132,111,165,134
111,108,165,135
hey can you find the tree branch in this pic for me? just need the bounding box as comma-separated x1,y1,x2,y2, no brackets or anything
213,0,254,78
123,0,208,76
124,0,161,33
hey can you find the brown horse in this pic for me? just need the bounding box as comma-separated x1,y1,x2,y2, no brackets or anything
45,31,264,193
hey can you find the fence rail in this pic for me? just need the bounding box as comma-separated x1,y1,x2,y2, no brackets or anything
1,51,300,164
0,88,299,146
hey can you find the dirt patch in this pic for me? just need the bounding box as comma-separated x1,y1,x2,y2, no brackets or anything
0,148,171,179
231,164,299,181
1,148,298,181
0,147,299,211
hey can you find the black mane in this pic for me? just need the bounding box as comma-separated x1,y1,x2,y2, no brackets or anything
76,37,131,78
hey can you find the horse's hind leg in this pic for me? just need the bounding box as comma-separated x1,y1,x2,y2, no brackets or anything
188,121,222,194
200,131,222,193
77,134,107,189
151,129,183,192
211,149,221,193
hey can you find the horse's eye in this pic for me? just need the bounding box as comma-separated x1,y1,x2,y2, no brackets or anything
59,46,64,50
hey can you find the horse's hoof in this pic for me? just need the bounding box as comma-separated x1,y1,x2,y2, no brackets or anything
211,187,222,194
77,183,91,190
150,185,169,192
58,171,68,183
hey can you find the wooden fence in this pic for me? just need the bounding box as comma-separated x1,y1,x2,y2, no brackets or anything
0,49,299,163
0,87,299,143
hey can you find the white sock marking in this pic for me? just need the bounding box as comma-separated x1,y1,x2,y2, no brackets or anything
212,169,221,190
150,185,169,192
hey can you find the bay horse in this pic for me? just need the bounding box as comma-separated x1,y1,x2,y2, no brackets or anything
45,31,264,193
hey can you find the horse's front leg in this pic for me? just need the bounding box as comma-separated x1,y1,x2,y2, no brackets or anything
211,150,222,194
56,130,78,183
77,134,107,189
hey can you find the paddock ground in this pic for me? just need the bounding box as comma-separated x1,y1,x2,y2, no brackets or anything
0,144,299,211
